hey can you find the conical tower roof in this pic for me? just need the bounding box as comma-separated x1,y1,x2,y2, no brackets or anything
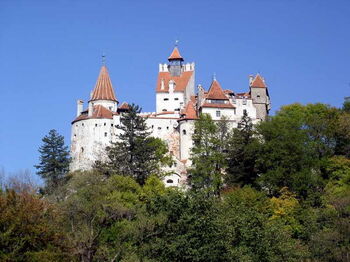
250,74,267,88
90,65,117,102
168,47,184,61
207,79,228,100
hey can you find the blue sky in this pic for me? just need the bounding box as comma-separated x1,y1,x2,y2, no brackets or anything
0,0,350,174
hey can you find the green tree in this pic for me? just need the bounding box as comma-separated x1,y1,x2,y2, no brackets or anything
99,104,171,185
226,111,260,187
218,187,308,261
188,114,226,195
35,129,70,194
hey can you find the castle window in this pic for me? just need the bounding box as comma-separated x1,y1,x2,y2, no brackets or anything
174,98,179,101
95,124,97,127
81,147,84,152
164,98,169,101
234,108,236,115
243,99,247,105
175,108,180,111
111,124,113,127
183,130,187,135
167,126,169,130
216,110,221,117
152,125,154,129
166,179,173,184
158,127,162,130
82,123,84,126
162,109,167,112
104,123,106,126
104,132,107,137
243,109,247,116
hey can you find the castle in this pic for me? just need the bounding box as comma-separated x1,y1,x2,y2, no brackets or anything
70,46,271,186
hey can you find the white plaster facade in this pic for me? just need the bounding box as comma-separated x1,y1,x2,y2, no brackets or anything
70,47,271,187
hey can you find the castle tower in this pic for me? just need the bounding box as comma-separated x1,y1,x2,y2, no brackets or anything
250,74,270,120
156,46,195,114
70,64,119,171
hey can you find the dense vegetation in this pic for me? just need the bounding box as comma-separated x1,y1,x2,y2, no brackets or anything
1,102,349,262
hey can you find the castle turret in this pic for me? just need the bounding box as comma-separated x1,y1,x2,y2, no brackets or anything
250,74,270,120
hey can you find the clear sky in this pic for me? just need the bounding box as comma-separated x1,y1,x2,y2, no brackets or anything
1,0,350,175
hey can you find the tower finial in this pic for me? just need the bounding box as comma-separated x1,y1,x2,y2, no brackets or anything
213,72,216,81
102,52,106,65
175,39,179,47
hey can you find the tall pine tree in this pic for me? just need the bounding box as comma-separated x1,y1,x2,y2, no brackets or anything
225,111,259,187
35,129,70,194
101,104,170,185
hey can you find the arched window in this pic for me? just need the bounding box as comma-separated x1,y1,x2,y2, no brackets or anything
166,179,173,184
183,129,187,135
104,132,107,137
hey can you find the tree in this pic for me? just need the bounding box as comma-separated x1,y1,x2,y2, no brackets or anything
35,129,70,194
188,114,226,195
226,111,260,187
0,190,70,261
99,104,171,185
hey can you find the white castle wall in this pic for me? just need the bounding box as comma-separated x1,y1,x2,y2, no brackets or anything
156,92,185,113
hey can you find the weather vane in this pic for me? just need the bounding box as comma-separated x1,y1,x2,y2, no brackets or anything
175,39,179,46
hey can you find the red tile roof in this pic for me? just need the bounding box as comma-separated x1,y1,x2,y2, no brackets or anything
206,79,229,100
181,101,198,120
90,65,117,101
118,102,129,110
156,71,193,93
168,47,184,60
72,105,113,123
250,74,266,88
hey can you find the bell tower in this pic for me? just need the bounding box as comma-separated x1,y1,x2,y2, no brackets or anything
168,46,184,76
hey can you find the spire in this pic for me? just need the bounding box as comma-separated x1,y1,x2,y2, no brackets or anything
168,46,184,61
90,65,117,102
250,74,267,88
207,79,228,100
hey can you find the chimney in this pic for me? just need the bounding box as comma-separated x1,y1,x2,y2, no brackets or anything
249,75,254,86
88,102,93,117
76,100,84,117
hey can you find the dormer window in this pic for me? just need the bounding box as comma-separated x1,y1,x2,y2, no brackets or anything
164,98,169,101
162,109,167,112
174,98,179,101
169,80,176,93
209,99,226,104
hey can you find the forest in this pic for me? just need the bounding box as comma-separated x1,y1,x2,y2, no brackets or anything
1,102,349,262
